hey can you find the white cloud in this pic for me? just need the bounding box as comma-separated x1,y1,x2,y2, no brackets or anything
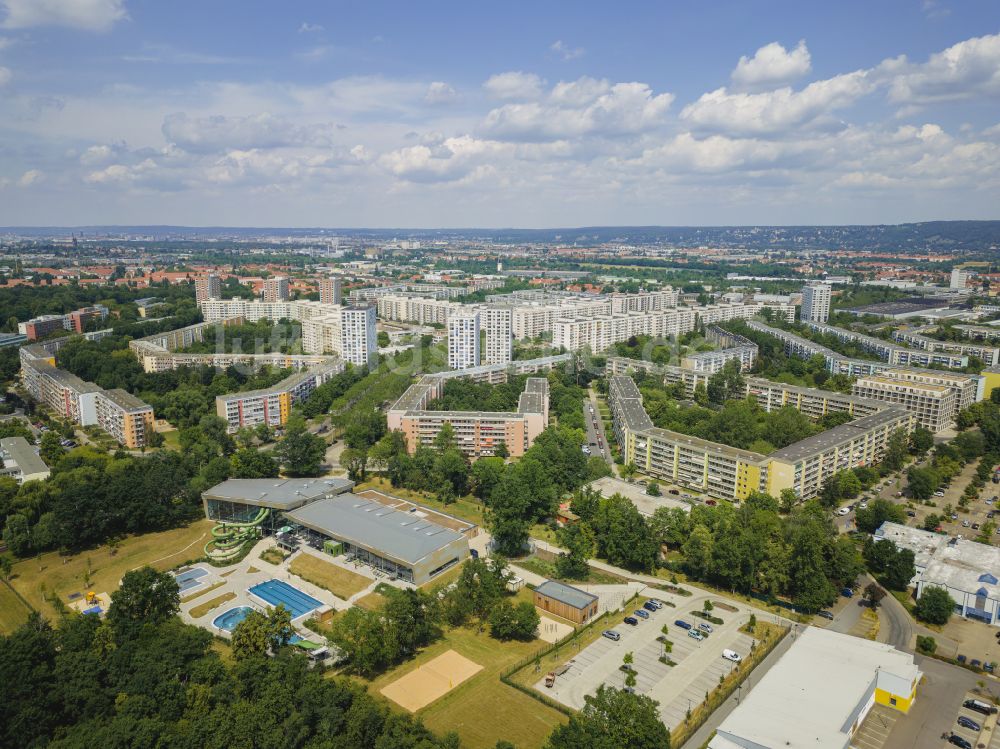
296,45,333,63
483,71,545,100
18,168,43,186
0,36,13,50
0,65,10,86
298,22,324,33
161,112,337,153
551,40,584,61
482,77,674,141
884,32,1000,103
681,70,873,135
732,40,811,90
424,81,457,105
1,0,127,31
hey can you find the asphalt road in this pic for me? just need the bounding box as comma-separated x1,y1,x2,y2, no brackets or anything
584,390,613,465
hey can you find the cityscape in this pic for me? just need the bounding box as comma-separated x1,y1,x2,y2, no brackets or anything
2,3,1000,749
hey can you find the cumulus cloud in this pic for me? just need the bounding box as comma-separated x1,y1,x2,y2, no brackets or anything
162,112,337,153
551,40,584,60
483,71,545,100
18,169,43,186
732,40,811,90
681,70,873,135
883,32,1000,103
424,81,457,105
298,22,323,33
482,77,674,141
0,65,10,86
1,0,127,31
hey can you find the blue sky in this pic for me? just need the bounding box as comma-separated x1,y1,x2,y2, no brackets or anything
1,0,999,227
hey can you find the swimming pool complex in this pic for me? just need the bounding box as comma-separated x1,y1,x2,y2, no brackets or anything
174,567,209,593
248,579,323,619
213,606,252,631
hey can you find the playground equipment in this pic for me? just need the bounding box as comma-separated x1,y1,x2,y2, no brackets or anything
204,507,270,562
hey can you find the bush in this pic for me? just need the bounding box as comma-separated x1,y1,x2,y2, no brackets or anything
914,586,954,626
916,635,937,654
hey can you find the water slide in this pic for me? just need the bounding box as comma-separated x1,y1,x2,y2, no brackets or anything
204,507,270,562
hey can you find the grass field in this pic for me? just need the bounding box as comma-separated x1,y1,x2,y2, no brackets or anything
0,582,34,634
8,519,213,620
515,551,627,586
354,591,388,611
362,625,567,749
181,580,225,603
356,477,485,527
189,592,236,619
289,554,373,600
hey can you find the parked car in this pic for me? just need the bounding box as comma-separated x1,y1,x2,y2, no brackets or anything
972,523,980,531
985,662,995,673
602,630,621,642
951,513,959,520
674,620,692,630
668,489,680,495
647,599,664,610
963,520,971,527
705,499,717,506
634,609,650,620
935,490,946,497
988,511,996,519
643,601,659,613
907,511,917,517
957,716,981,732
948,735,973,749
722,649,742,663
859,502,868,509
687,629,705,641
817,610,835,620
962,698,998,715
971,659,982,669
624,616,639,626
698,622,713,633
957,654,967,664
841,588,854,598
837,507,850,516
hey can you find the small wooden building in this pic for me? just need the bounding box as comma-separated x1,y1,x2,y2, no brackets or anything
533,579,599,624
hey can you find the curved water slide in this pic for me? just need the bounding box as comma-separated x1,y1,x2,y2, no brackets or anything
204,507,270,562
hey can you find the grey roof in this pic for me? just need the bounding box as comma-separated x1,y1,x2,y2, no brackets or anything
768,407,910,462
202,477,355,510
100,388,153,412
516,377,549,415
534,580,598,610
284,493,466,565
0,437,49,477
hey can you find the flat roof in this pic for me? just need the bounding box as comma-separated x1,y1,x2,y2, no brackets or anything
874,522,948,570
534,579,598,609
711,628,920,749
100,388,153,411
284,493,466,566
768,407,909,463
202,477,355,510
856,375,951,395
0,436,49,477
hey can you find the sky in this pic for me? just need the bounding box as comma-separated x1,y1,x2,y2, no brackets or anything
0,0,999,228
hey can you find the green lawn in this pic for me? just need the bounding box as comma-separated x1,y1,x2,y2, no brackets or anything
289,554,373,600
515,551,627,585
356,477,486,526
0,583,34,635
362,624,567,749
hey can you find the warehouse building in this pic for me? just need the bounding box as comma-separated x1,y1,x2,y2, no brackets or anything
533,580,600,624
709,628,920,749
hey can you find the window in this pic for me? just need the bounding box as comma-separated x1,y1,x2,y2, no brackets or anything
889,697,897,706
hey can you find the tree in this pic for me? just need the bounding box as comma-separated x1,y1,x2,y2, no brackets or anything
881,428,909,472
494,441,509,459
592,494,658,571
779,488,798,514
555,523,595,580
863,582,887,609
341,447,368,482
646,480,660,497
909,427,934,455
487,466,534,556
106,566,180,635
545,685,670,749
907,466,940,500
275,417,327,476
914,586,954,625
855,499,906,534
682,524,714,581
0,553,12,581
489,600,540,641
38,431,65,465
470,457,505,501
707,360,745,404
230,609,273,659
229,447,278,478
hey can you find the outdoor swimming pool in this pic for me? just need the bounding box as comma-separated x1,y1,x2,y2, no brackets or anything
174,566,209,593
248,579,322,619
213,606,252,631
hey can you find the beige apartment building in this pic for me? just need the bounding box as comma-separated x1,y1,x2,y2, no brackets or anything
852,375,957,432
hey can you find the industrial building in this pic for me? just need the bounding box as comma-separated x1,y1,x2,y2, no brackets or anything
533,580,600,624
387,375,549,457
709,628,920,749
0,437,50,484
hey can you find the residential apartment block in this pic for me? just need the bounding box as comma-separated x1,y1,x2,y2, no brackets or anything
801,283,832,323
262,276,290,302
94,388,155,449
892,327,1000,366
481,306,513,366
318,276,342,305
852,375,956,432
215,362,343,432
447,311,481,370
387,376,549,458
19,305,109,340
802,320,969,369
194,274,222,303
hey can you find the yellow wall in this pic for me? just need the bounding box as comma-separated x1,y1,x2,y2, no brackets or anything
874,683,916,714
983,369,1000,402
766,459,796,496
278,392,292,424
735,463,761,500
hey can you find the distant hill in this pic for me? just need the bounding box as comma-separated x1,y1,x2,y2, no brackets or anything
2,220,999,251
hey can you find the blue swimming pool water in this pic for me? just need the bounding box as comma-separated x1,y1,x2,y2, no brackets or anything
248,579,322,619
288,634,303,644
174,567,209,593
213,606,252,631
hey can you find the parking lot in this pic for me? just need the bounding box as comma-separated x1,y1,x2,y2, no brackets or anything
943,691,995,749
536,596,759,730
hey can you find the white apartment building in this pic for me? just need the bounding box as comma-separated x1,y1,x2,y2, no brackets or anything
951,267,974,289
263,276,290,302
801,283,832,323
376,294,460,325
194,274,222,303
852,375,957,432
448,311,481,370
482,306,513,365
511,299,612,340
301,306,377,368
318,276,342,305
